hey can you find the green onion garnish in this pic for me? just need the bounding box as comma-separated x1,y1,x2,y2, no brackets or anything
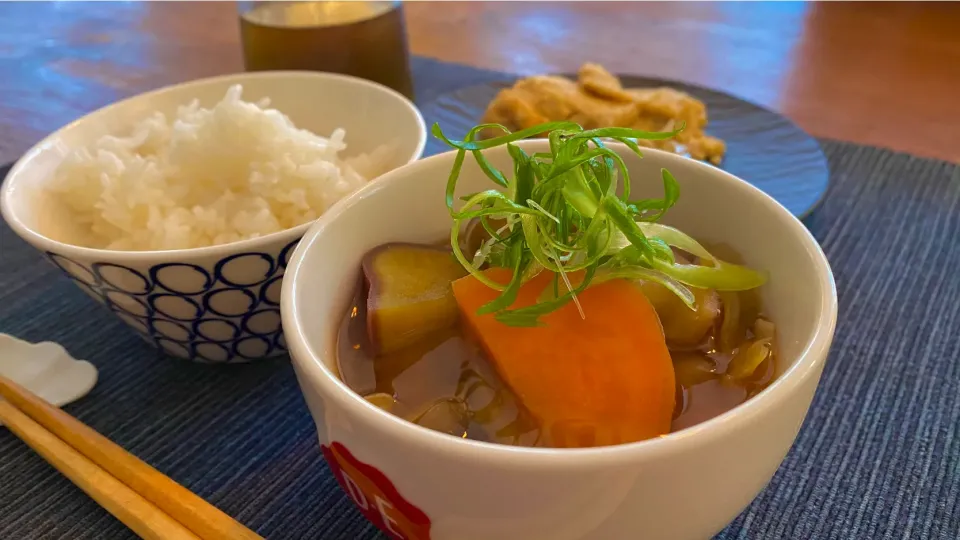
433,121,767,327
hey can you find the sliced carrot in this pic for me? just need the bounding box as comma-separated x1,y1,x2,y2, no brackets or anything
452,268,676,448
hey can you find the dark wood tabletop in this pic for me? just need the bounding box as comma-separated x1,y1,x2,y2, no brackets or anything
1,1,958,165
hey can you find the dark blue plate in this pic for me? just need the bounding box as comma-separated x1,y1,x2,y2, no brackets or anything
418,75,830,219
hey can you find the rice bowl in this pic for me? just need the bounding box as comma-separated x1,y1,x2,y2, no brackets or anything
1,71,426,362
45,85,391,251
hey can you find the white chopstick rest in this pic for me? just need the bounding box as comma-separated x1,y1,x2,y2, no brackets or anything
0,334,97,420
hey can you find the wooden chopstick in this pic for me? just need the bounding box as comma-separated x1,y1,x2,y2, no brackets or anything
0,399,200,540
0,375,262,540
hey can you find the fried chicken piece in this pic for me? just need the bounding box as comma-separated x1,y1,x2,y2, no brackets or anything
479,63,727,164
627,88,726,164
577,63,634,103
481,87,551,139
481,74,638,138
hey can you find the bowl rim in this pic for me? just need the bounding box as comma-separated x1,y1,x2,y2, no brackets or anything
0,70,427,262
282,141,838,469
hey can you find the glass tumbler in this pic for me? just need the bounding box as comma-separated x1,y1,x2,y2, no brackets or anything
238,1,415,99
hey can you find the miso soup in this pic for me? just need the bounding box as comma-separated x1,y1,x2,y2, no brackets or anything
333,120,777,449
336,242,776,449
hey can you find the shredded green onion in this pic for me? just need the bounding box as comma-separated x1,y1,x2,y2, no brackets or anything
433,121,768,326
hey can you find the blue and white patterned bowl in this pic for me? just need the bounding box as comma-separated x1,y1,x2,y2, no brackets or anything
39,240,302,363
0,71,426,363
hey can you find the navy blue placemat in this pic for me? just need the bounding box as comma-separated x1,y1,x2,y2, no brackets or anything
1,57,959,539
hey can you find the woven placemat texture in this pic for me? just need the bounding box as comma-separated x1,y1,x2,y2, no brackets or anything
0,57,957,539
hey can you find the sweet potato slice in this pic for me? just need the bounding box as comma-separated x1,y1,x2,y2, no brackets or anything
363,244,467,355
452,268,676,447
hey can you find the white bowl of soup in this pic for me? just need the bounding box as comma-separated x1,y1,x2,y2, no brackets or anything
282,127,837,539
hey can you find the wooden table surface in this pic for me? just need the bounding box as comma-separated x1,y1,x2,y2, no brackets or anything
1,1,959,166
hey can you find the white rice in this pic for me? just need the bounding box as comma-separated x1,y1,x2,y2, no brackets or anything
46,84,384,251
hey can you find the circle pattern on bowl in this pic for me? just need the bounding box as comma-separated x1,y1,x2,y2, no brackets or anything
151,263,213,295
43,237,299,363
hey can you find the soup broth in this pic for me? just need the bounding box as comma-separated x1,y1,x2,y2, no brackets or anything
336,240,776,448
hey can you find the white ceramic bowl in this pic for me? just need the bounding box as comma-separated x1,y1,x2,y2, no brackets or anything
282,140,837,540
1,71,426,363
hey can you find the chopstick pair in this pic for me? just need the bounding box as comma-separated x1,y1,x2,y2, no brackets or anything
0,375,262,540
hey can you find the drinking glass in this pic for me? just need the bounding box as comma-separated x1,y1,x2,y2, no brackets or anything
238,1,414,99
